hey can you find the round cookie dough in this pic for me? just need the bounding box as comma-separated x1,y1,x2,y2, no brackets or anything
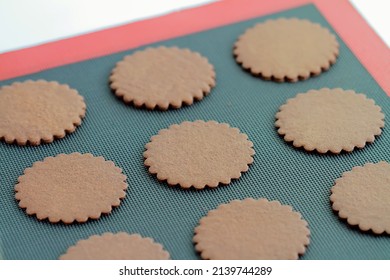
194,198,310,259
275,88,385,153
144,120,255,189
15,153,127,223
0,80,86,145
110,46,216,110
330,161,390,234
234,18,339,82
60,232,170,260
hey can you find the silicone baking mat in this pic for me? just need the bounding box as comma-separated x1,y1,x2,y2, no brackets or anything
0,4,389,260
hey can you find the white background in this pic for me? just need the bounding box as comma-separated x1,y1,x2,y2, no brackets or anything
0,260,389,280
0,0,389,54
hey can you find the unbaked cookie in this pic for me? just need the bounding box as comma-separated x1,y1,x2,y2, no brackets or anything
144,120,255,189
110,46,216,110
194,198,310,259
330,162,390,234
0,80,86,145
275,88,385,153
15,153,127,223
60,232,170,260
234,18,339,82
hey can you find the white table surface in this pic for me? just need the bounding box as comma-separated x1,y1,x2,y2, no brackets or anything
0,0,388,54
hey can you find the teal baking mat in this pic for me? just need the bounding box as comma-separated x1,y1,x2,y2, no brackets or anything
0,4,389,260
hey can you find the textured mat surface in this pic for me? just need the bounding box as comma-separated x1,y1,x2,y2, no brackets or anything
0,4,389,260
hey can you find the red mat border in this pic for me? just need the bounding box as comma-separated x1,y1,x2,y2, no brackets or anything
0,0,389,96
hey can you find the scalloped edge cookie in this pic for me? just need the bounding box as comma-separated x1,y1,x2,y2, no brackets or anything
234,18,339,82
60,232,170,260
110,46,216,110
144,120,255,189
330,161,390,235
0,80,86,145
194,198,310,260
15,153,127,224
275,88,385,153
